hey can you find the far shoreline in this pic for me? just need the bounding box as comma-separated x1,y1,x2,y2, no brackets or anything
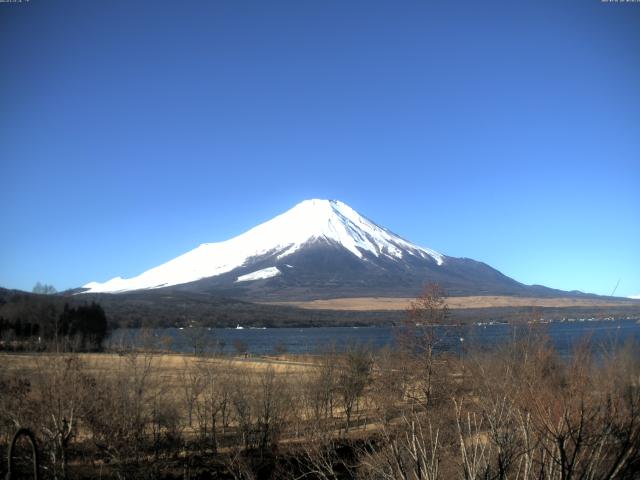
262,295,640,311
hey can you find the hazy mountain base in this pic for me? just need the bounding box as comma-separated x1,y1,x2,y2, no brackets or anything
148,241,600,301
2,288,639,331
71,289,640,328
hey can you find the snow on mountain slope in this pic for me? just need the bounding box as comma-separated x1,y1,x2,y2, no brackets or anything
236,267,281,283
82,199,444,293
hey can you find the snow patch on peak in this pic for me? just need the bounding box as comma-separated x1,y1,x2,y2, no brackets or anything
273,199,444,265
236,267,281,283
629,294,640,300
81,277,129,293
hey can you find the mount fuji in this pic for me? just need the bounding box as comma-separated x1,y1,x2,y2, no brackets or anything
81,199,570,300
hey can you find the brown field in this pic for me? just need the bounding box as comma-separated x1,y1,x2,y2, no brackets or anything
264,295,639,311
0,351,385,448
0,351,317,377
0,352,324,443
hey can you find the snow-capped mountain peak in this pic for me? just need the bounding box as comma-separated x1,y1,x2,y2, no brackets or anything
82,199,444,294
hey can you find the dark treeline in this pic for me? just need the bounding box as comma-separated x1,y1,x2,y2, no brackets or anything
0,292,108,351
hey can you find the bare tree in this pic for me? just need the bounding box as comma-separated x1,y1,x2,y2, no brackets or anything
400,283,449,409
193,359,232,453
360,413,440,480
181,358,203,428
231,372,254,451
83,351,157,475
371,346,412,426
32,282,57,295
453,398,491,480
182,326,212,355
287,437,355,480
337,344,372,433
304,350,338,435
254,366,291,454
31,354,94,480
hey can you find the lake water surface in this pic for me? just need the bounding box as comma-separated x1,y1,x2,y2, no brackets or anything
110,319,640,358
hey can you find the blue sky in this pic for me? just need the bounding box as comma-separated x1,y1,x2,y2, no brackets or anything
1,0,639,297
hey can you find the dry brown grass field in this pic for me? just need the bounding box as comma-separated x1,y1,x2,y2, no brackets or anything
265,295,640,311
0,352,320,431
0,352,317,376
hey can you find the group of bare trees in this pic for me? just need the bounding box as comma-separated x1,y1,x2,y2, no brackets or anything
448,337,640,480
181,358,291,456
0,352,172,479
1,285,639,479
357,286,640,480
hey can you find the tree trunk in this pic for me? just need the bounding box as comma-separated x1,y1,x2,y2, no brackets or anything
211,414,218,454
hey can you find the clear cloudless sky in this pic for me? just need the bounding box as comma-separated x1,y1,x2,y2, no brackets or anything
1,0,639,297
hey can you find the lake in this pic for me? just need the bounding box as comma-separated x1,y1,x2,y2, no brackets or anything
109,318,640,358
